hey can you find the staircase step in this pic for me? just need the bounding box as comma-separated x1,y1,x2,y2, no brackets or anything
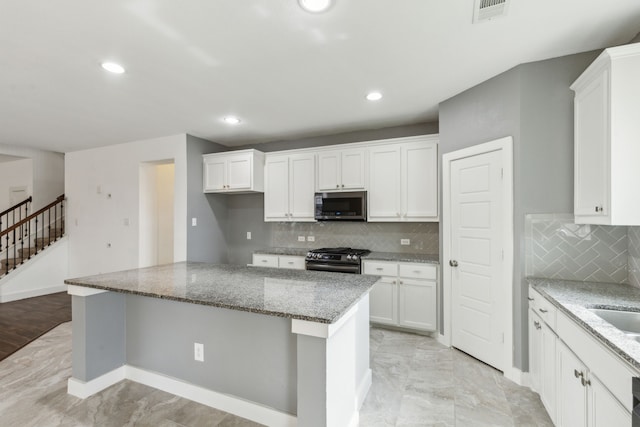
18,247,38,257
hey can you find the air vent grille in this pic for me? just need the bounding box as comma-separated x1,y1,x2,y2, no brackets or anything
473,0,510,23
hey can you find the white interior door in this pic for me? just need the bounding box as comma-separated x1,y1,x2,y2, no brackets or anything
450,149,504,370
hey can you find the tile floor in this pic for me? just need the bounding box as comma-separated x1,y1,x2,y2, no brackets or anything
0,323,552,426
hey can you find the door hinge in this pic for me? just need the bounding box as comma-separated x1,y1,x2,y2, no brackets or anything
501,249,504,260
501,333,505,343
501,168,504,180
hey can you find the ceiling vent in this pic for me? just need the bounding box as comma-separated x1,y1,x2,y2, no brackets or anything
473,0,510,23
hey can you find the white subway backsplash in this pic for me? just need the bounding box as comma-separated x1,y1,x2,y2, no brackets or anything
270,222,439,254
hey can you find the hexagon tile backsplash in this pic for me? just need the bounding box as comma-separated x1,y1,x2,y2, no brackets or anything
271,222,439,254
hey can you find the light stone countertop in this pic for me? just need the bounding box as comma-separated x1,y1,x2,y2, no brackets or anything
253,248,440,264
528,277,640,370
253,247,309,257
65,262,379,324
364,252,439,264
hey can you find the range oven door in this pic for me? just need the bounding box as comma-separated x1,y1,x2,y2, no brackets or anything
305,261,360,274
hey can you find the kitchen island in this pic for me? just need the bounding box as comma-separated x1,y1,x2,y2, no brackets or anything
65,262,379,427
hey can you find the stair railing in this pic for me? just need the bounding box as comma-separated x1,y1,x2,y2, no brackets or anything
0,195,65,277
0,196,31,236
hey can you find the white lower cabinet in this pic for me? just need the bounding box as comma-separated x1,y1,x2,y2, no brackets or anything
364,260,437,332
557,341,587,427
251,254,305,270
529,286,634,426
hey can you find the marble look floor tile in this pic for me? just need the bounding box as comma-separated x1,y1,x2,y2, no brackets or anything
0,322,552,427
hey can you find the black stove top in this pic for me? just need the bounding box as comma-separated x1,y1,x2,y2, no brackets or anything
307,247,370,256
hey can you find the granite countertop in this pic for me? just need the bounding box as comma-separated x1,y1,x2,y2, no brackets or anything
528,277,640,370
65,262,379,324
253,247,440,264
253,248,309,257
364,252,439,264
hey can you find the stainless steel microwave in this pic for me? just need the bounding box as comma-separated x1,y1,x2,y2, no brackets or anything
314,191,367,221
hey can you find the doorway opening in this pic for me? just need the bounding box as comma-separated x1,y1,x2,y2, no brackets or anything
139,160,175,267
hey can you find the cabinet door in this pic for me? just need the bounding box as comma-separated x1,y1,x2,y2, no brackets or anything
556,341,588,427
528,310,542,394
402,141,438,220
574,70,609,220
317,151,341,191
369,277,397,325
203,158,226,191
289,154,316,221
541,323,558,424
341,149,366,189
398,278,436,331
227,154,253,190
264,156,290,221
588,374,630,427
368,145,401,221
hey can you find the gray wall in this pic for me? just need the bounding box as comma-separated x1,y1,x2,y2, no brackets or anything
438,50,600,371
186,135,229,263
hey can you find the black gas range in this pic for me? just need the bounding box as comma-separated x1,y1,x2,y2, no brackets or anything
305,247,371,274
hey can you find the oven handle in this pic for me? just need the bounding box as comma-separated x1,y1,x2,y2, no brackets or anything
305,262,360,274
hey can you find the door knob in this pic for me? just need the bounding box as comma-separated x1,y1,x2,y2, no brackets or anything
449,260,458,267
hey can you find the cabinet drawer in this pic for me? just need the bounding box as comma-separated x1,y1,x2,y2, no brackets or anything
529,288,557,330
279,256,305,270
363,261,398,277
252,254,279,268
399,263,436,280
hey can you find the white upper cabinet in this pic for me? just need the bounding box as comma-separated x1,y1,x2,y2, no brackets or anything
264,153,315,222
317,149,366,191
203,149,265,193
368,136,438,222
571,42,640,225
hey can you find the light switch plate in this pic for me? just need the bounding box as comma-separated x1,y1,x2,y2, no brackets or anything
194,343,204,362
298,236,306,242
401,239,410,245
192,218,197,227
307,236,315,242
246,231,252,240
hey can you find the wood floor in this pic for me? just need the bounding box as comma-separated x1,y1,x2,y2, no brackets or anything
0,292,71,361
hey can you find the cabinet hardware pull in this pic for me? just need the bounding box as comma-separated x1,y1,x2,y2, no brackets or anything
449,260,458,267
581,377,591,387
527,297,534,301
261,260,267,263
595,205,603,213
399,280,403,285
413,270,421,274
336,185,339,188
376,267,383,271
539,308,548,313
534,321,541,329
341,184,344,188
574,369,582,378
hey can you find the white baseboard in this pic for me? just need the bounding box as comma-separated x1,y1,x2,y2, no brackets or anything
436,333,450,347
504,366,526,386
355,368,372,410
67,366,126,399
67,365,297,427
0,284,67,303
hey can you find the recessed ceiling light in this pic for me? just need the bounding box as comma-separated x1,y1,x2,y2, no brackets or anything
101,62,125,74
223,116,241,125
298,0,333,13
366,92,383,101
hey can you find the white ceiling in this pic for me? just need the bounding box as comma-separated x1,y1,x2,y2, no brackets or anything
2,1,640,153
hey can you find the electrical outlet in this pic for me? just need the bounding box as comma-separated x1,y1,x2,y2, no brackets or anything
401,239,410,246
298,235,306,242
246,231,252,240
194,343,204,362
307,235,315,242
192,218,197,227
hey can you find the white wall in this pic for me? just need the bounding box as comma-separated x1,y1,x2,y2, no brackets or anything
0,144,64,211
0,158,33,213
65,134,187,277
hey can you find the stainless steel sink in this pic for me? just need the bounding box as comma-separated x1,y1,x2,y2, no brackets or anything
589,308,640,335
